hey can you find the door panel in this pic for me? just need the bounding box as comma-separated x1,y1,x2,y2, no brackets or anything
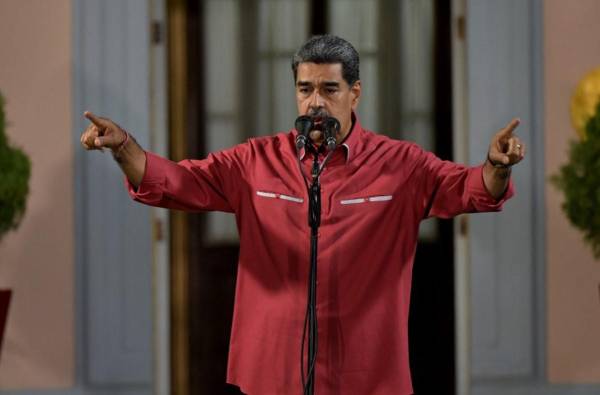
74,0,153,392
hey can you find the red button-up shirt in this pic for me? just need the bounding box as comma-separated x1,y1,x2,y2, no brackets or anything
127,116,513,395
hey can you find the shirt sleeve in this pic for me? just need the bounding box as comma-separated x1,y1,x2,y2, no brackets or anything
412,146,514,219
125,143,250,213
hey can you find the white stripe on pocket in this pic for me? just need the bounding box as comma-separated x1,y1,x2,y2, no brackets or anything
341,198,366,205
256,191,277,198
341,195,393,205
368,195,393,202
279,194,304,203
256,190,304,204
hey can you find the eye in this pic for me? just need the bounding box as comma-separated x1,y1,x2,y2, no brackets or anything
325,88,338,94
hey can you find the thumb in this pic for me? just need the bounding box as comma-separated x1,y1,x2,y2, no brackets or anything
489,151,511,165
94,134,120,148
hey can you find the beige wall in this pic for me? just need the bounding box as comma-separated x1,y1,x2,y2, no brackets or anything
545,0,600,383
0,0,74,389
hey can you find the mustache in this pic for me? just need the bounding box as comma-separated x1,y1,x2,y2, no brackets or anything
306,109,330,131
307,108,329,120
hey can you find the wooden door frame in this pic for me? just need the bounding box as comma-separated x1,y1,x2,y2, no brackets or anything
167,1,190,394
166,2,457,394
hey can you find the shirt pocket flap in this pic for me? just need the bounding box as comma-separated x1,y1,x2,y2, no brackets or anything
340,194,393,205
256,189,304,204
255,178,305,204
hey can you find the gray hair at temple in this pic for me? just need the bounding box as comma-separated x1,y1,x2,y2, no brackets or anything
291,34,360,86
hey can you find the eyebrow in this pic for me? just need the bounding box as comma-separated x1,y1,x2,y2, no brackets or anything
296,80,340,87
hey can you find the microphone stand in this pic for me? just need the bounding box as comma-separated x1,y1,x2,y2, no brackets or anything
304,145,321,395
299,145,336,395
296,115,339,395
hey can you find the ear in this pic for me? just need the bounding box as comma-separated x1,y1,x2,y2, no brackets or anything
350,80,361,110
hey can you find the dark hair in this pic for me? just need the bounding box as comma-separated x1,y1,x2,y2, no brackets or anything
291,34,360,86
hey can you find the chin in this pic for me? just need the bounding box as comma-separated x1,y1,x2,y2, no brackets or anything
309,130,323,141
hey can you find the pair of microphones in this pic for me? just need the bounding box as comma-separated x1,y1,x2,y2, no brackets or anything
295,115,340,152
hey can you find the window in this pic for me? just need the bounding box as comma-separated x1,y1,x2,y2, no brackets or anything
202,0,438,243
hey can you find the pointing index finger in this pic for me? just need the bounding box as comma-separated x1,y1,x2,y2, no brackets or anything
499,118,521,138
84,111,108,127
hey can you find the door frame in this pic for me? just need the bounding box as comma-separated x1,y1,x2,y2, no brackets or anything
166,1,191,395
451,0,470,394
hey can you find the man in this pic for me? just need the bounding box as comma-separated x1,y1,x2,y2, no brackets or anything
81,35,524,395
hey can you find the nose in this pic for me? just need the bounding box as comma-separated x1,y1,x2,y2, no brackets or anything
309,90,324,109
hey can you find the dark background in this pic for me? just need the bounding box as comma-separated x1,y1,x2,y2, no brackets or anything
178,1,455,393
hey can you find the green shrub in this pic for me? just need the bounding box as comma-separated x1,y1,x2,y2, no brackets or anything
0,92,31,238
552,101,600,258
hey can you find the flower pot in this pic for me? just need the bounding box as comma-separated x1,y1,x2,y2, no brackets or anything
0,289,12,358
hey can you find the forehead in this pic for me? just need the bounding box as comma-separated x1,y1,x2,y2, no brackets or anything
296,62,344,84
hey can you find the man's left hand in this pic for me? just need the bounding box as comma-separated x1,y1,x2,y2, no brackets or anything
488,118,526,167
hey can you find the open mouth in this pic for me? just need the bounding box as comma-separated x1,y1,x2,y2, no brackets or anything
311,116,326,131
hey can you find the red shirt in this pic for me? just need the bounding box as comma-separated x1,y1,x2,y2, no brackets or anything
127,117,513,395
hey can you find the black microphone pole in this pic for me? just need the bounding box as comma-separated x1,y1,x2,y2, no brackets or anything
305,147,320,395
295,115,340,395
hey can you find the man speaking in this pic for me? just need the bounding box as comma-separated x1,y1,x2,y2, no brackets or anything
80,35,525,395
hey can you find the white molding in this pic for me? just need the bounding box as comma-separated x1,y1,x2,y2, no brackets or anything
452,0,470,393
149,0,170,394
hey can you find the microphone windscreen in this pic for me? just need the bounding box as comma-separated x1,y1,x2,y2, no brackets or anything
295,116,313,136
324,117,340,152
325,117,340,134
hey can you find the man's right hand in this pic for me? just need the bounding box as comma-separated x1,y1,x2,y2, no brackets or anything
80,111,147,188
80,111,127,151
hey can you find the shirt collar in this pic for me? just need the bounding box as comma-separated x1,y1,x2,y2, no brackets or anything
295,111,365,163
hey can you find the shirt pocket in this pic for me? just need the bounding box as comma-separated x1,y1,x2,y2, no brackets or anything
251,180,306,233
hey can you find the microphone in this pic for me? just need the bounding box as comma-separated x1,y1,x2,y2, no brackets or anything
324,117,340,152
295,115,313,151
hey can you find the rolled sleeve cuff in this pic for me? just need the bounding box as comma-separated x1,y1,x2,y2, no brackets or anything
125,151,166,205
466,165,514,212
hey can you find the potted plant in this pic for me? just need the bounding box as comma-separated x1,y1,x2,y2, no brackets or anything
0,91,31,358
552,67,600,258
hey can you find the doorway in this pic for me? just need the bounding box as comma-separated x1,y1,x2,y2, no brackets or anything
167,1,455,394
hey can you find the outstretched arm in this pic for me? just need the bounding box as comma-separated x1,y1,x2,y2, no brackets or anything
80,111,146,188
483,118,526,199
